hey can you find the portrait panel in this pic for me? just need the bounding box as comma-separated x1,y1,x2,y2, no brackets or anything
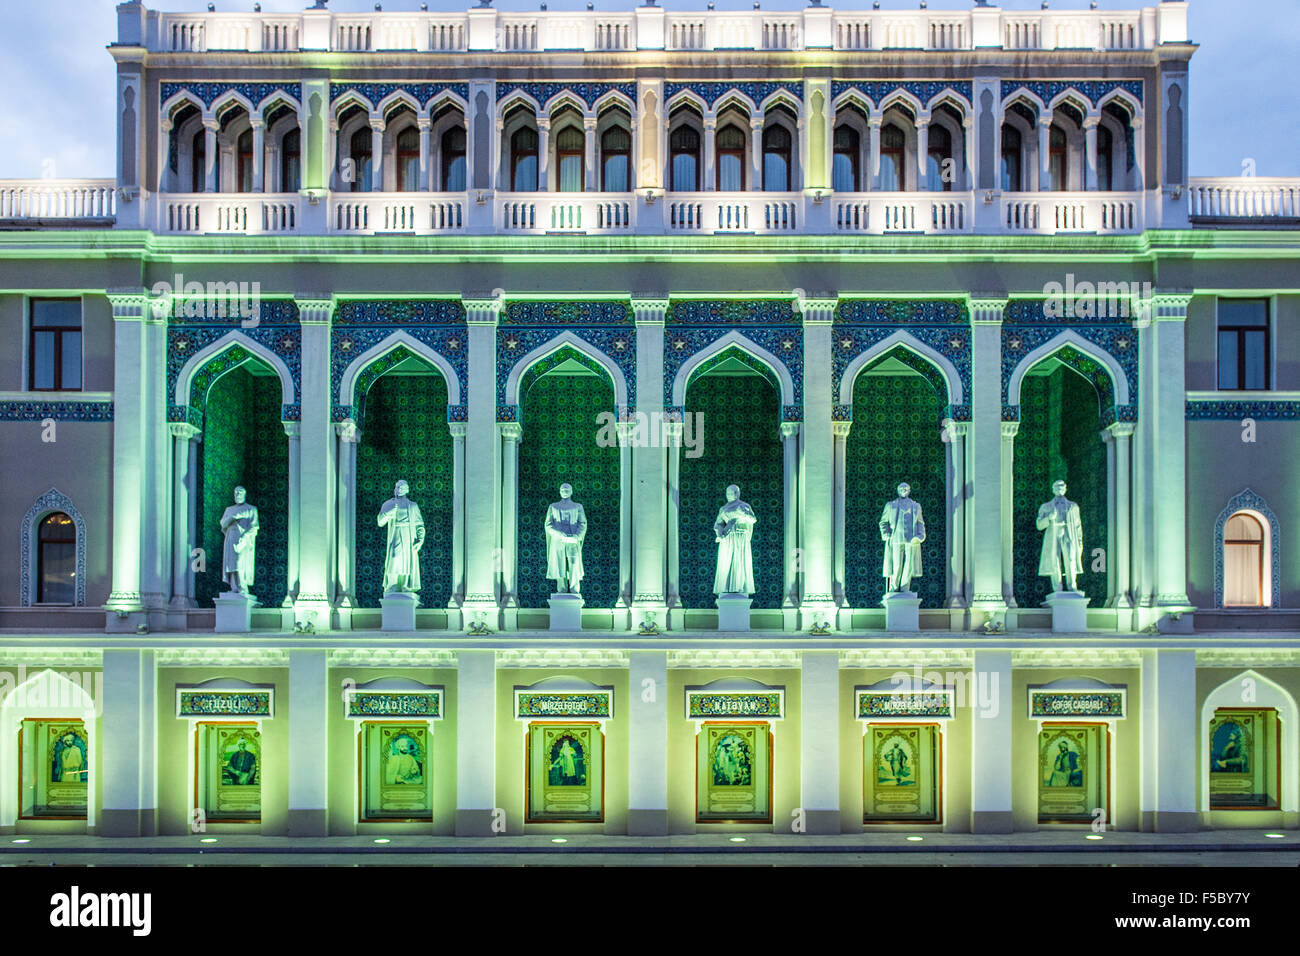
1209,708,1279,810
360,722,433,821
1037,723,1107,823
864,723,940,822
526,722,603,822
197,723,262,822
696,722,772,823
19,718,88,819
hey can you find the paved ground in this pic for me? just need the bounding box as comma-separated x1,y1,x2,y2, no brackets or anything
1,830,1295,866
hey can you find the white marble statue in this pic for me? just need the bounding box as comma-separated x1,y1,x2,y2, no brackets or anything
219,485,259,595
713,484,758,596
879,481,926,593
378,479,425,594
1037,479,1084,592
545,482,587,594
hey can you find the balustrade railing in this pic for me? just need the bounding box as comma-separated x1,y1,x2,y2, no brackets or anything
0,180,116,220
1188,178,1300,220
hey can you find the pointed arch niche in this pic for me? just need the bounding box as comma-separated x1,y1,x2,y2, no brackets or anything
20,489,87,607
1214,489,1280,609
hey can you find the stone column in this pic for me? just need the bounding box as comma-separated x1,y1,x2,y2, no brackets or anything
970,649,1013,833
251,116,266,193
832,419,851,606
462,296,502,629
968,298,1008,623
142,308,170,623
326,118,339,190
584,116,599,191
962,115,976,192
418,115,432,191
616,420,636,608
749,117,764,190
456,649,497,834
867,115,882,190
1132,308,1156,612
104,292,148,630
665,417,683,622
1129,117,1145,191
283,421,301,606
627,650,668,834
632,299,669,626
498,421,523,609
1139,649,1198,831
99,649,157,836
369,113,385,191
287,649,329,836
448,420,467,607
203,118,219,192
1036,113,1053,191
780,421,801,617
1083,115,1100,191
1000,421,1019,608
1105,422,1135,609
536,116,551,191
800,650,841,834
333,421,360,618
915,112,930,191
294,297,336,629
169,423,201,608
799,295,837,626
702,116,717,192
1152,295,1192,613
946,419,969,608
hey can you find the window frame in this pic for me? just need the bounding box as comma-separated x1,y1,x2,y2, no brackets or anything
669,123,701,192
395,124,421,193
599,124,631,192
553,122,586,192
36,511,77,606
879,123,906,192
1215,297,1272,392
715,123,747,192
440,125,467,192
1222,512,1265,608
761,123,792,192
510,125,539,192
832,123,860,192
1001,125,1023,192
28,297,83,393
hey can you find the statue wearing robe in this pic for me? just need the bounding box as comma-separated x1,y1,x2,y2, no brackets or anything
219,486,259,594
545,484,587,594
378,481,425,594
1037,482,1084,592
879,486,926,593
713,485,757,596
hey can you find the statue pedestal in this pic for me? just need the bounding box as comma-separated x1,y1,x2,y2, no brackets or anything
716,593,752,631
881,591,921,632
380,592,419,632
214,592,255,633
548,593,584,631
1046,591,1089,632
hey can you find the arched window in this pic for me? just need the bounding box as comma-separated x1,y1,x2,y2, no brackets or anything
1001,125,1022,191
670,125,700,191
716,124,746,191
280,128,301,192
600,125,631,191
236,128,254,193
1049,124,1068,191
1224,513,1265,607
880,123,905,191
555,124,585,192
191,128,207,193
441,126,466,191
511,126,538,191
37,512,76,605
833,124,859,192
349,126,373,193
1097,124,1114,191
396,126,421,192
926,124,953,191
762,124,792,191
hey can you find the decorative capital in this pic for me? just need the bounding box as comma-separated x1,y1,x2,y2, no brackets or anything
447,421,467,439
282,421,301,439
463,290,504,325
499,421,523,441
106,288,150,321
1148,292,1194,321
831,421,852,438
968,296,1008,325
168,422,201,441
779,421,801,439
630,296,670,324
295,296,335,325
1001,420,1020,439
335,419,361,443
1105,421,1136,439
793,288,837,324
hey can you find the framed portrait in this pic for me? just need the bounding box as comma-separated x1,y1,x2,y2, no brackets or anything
696,721,772,823
864,723,941,823
18,718,88,819
359,722,433,822
526,722,604,822
1037,723,1108,823
1209,708,1279,810
197,722,262,822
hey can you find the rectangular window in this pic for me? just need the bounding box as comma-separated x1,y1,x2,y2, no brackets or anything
1217,298,1270,390
29,298,82,391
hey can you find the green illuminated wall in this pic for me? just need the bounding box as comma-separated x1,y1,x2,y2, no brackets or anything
1013,367,1109,608
679,373,784,610
845,371,947,608
355,373,453,609
517,373,620,608
196,367,289,608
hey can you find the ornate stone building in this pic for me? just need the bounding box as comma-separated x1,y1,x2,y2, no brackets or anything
0,0,1297,840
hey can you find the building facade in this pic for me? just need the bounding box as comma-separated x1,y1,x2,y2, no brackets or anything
1,0,1299,838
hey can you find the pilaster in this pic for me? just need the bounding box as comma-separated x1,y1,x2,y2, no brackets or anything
967,297,1008,627
970,649,1013,832
99,649,158,836
1151,294,1194,617
104,291,149,630
456,650,498,834
462,294,503,631
800,650,841,834
798,293,837,629
627,650,668,834
294,296,336,630
287,649,329,836
631,298,669,630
